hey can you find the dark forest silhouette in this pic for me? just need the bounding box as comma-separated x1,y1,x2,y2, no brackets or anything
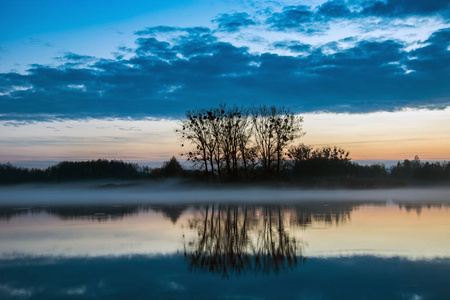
1,105,449,185
1,154,449,186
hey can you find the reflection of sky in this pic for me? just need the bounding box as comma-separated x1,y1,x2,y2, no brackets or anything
300,205,450,259
0,211,188,257
1,255,449,299
1,203,449,260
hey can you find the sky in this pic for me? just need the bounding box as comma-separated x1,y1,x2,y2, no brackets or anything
0,0,449,167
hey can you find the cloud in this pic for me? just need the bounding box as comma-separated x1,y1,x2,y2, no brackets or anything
213,12,256,32
266,5,315,30
135,26,210,37
264,1,450,32
317,0,353,19
135,26,180,36
3,120,37,127
135,38,176,60
272,41,312,53
360,0,450,17
57,52,95,62
0,23,449,122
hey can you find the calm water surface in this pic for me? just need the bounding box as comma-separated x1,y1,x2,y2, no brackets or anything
0,188,449,299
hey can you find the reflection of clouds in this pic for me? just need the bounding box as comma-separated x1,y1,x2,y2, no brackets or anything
0,284,33,298
162,281,184,291
0,255,448,299
65,285,86,295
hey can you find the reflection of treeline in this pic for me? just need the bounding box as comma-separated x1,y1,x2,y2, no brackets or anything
397,202,449,215
0,202,364,226
184,205,305,277
0,205,142,222
1,201,446,223
183,203,396,276
0,204,188,222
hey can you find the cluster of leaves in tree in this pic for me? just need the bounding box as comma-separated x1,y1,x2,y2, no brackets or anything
0,159,142,184
178,104,304,179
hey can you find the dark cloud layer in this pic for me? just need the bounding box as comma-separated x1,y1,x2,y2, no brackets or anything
264,0,450,29
268,5,314,29
213,12,256,32
318,0,353,19
1,1,449,121
361,0,450,17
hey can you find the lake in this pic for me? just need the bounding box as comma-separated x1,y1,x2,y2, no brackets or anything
1,186,450,299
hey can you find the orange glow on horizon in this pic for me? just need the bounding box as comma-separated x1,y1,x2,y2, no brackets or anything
0,108,449,166
302,108,450,161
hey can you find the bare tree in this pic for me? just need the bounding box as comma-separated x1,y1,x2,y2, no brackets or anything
179,104,303,178
178,109,212,177
252,105,304,176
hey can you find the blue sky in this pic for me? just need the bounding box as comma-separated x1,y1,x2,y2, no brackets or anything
0,0,449,165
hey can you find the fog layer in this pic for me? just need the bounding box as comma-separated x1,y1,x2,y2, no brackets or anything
1,182,449,205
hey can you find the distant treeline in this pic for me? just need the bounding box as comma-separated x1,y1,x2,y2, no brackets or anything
286,149,450,185
0,159,142,184
3,104,447,186
1,155,449,185
173,104,450,186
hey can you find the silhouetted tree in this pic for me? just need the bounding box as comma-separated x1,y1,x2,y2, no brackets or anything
287,144,313,161
159,156,184,177
178,108,212,177
288,145,351,178
390,156,449,181
251,105,304,177
178,104,261,179
0,159,141,184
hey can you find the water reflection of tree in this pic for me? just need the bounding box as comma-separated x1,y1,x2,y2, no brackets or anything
398,202,448,215
291,203,355,228
0,204,188,223
184,204,305,277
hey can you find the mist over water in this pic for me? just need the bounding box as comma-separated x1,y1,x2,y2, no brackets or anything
1,181,450,205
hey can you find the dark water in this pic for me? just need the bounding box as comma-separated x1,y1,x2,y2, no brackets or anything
0,189,450,299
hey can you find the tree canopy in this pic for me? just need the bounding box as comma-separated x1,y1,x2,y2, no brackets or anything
178,104,304,179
